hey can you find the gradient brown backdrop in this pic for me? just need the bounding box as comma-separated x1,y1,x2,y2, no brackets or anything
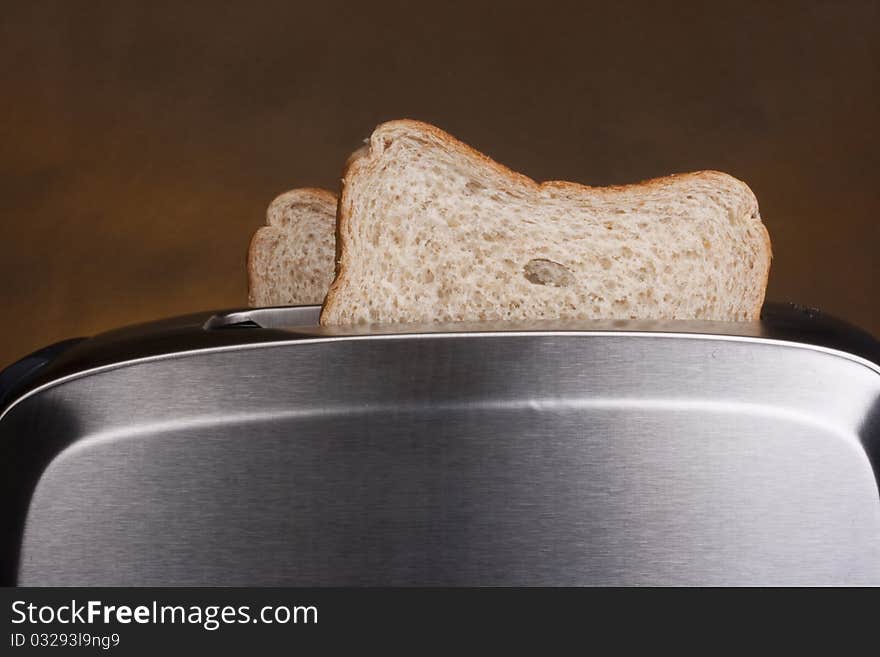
1,0,877,368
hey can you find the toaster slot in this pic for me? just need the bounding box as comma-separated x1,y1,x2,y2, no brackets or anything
203,305,321,331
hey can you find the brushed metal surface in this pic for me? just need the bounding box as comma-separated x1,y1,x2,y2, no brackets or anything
4,318,880,586
5,302,877,418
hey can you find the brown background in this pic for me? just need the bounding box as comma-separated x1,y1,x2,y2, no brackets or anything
1,0,877,368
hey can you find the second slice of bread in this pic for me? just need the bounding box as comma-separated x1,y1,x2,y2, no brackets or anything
248,188,337,307
321,120,772,325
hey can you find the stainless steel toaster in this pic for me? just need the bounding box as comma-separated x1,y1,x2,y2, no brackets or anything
1,302,878,586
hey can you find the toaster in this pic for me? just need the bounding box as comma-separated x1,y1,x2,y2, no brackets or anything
1,302,878,586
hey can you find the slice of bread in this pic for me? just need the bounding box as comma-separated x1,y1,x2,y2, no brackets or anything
248,188,337,307
321,120,771,325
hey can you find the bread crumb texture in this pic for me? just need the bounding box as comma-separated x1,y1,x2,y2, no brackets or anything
248,189,337,306
322,120,772,325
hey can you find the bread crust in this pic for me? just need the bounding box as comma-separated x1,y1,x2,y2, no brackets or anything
322,120,771,324
247,187,338,307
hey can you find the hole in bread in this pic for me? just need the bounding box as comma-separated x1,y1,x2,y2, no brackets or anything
523,259,576,287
